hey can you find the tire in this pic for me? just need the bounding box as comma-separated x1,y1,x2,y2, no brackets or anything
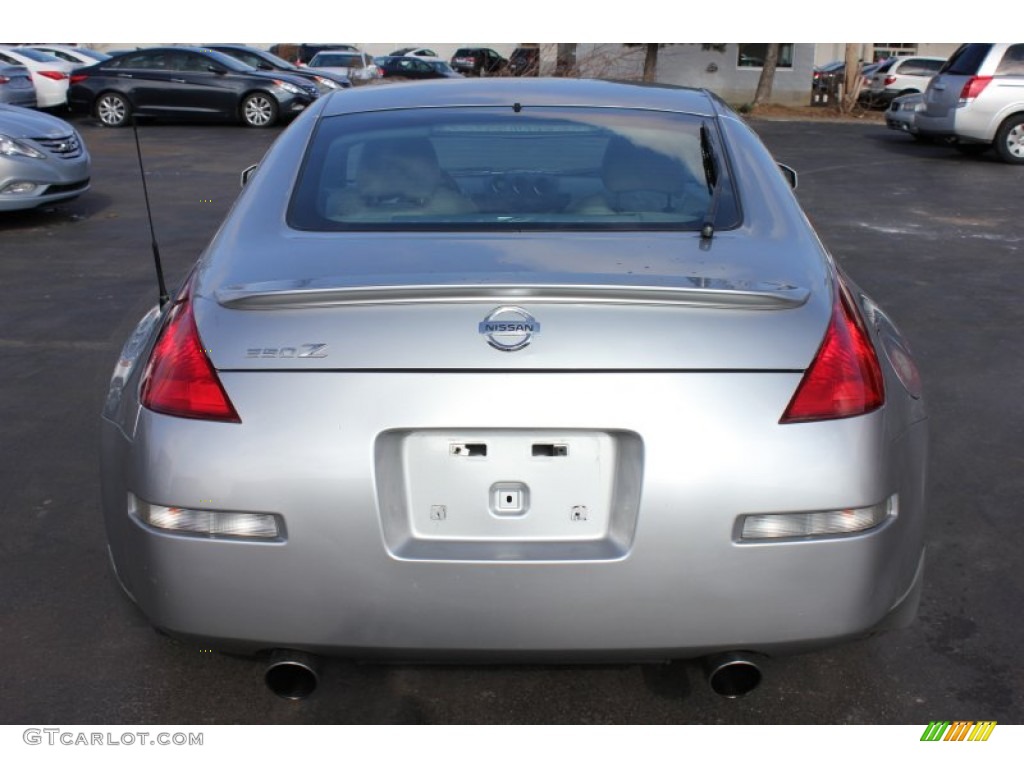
994,113,1024,164
240,92,278,128
95,92,131,128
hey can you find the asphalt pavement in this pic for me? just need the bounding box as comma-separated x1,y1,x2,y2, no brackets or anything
0,111,1021,725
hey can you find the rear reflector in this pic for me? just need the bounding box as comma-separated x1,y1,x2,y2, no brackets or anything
780,280,884,423
739,495,897,541
140,278,241,422
959,75,993,105
132,495,281,539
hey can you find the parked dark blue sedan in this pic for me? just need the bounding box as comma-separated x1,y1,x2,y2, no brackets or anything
67,47,319,128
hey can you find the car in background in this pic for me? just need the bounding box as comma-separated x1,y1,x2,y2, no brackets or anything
306,50,381,85
508,47,540,76
916,43,1024,163
865,56,946,106
67,47,319,128
0,104,90,211
206,44,351,92
25,45,110,67
0,65,37,108
0,47,74,108
100,79,927,701
389,47,438,59
812,59,844,92
377,56,462,80
269,44,358,66
812,60,882,99
450,47,507,76
885,92,927,140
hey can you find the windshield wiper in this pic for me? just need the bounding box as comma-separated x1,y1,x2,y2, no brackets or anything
699,122,722,241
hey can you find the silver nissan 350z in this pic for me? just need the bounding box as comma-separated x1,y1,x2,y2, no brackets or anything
100,79,928,699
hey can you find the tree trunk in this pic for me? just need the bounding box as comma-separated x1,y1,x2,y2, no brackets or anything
555,44,577,77
752,44,780,106
642,44,659,82
841,43,862,113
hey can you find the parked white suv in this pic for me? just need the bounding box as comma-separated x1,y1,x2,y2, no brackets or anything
916,43,1024,164
866,56,946,105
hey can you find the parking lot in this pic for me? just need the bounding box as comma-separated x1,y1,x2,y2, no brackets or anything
1,112,1021,724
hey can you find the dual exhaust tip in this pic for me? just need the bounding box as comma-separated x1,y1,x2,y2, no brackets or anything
263,649,762,700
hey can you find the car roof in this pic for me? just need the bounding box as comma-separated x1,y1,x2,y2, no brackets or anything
317,78,716,118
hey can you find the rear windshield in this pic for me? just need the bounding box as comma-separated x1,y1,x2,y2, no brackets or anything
940,43,992,75
288,107,739,232
311,53,363,67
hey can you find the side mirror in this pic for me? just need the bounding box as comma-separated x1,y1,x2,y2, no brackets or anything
777,163,798,190
240,164,258,188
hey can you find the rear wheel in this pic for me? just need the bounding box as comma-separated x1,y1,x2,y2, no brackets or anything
994,113,1024,164
95,92,130,127
241,92,278,128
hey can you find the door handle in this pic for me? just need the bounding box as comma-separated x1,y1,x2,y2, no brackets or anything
170,78,186,83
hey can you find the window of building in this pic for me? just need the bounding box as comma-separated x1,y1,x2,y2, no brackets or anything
736,44,794,68
872,44,917,61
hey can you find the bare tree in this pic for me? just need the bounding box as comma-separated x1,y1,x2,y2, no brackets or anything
555,44,577,76
642,44,659,82
751,44,780,107
841,43,862,113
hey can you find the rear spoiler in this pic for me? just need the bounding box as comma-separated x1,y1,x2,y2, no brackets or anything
216,278,810,310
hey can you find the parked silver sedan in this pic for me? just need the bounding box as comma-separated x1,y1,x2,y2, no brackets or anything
885,92,926,139
100,79,928,699
0,104,90,211
0,65,36,107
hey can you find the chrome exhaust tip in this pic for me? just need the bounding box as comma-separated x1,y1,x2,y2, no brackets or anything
704,652,762,698
264,650,320,700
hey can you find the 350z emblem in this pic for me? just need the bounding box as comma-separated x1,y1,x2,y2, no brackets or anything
479,306,540,352
246,343,328,359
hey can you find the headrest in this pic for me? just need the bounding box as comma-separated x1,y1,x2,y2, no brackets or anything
601,136,688,195
357,138,442,200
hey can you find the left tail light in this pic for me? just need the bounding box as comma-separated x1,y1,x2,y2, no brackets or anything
38,70,68,81
780,279,884,423
140,277,241,423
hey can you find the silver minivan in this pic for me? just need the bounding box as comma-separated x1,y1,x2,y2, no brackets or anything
916,43,1024,163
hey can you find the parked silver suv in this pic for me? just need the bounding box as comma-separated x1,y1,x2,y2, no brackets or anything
916,43,1024,164
866,56,945,105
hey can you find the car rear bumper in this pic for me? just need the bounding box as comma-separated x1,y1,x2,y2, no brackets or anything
101,372,927,659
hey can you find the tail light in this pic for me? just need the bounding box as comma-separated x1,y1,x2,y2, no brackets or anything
884,75,897,86
780,280,884,423
958,75,992,106
140,276,241,423
0,76,9,84
69,73,88,84
38,70,68,81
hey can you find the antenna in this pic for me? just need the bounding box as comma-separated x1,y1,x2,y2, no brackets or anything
131,116,170,307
